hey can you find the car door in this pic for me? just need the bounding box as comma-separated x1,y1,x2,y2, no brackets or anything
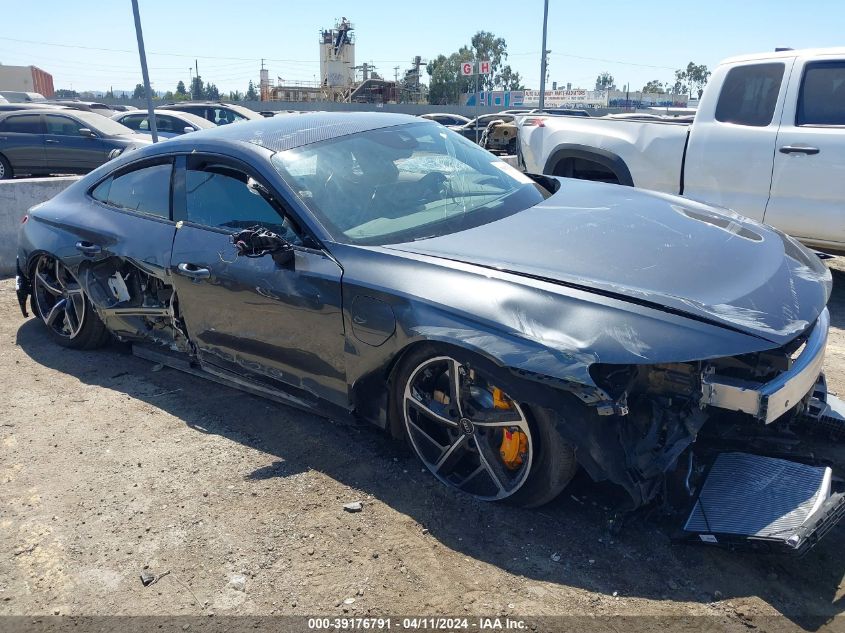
764,57,845,250
683,60,794,221
43,113,109,173
168,153,347,406
0,113,46,174
75,159,178,338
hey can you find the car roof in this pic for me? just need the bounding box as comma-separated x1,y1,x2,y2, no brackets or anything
720,46,845,65
0,107,80,118
113,109,214,127
0,103,72,112
170,111,423,152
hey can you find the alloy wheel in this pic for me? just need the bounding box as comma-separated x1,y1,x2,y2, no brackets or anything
33,256,87,340
403,356,533,501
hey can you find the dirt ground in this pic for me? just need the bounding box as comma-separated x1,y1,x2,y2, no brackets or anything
2,260,845,631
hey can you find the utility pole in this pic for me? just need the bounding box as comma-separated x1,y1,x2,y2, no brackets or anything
475,66,480,144
539,0,549,110
188,67,193,99
131,0,158,142
393,66,400,83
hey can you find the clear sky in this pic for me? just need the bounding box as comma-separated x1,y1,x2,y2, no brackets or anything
0,0,842,95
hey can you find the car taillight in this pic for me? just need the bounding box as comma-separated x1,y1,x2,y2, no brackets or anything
522,117,547,127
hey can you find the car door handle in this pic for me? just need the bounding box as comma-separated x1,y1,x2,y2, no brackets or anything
75,241,102,255
779,145,820,155
176,263,211,280
46,139,59,144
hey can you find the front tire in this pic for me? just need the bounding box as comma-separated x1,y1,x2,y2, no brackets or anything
31,255,111,350
393,345,578,507
0,154,12,180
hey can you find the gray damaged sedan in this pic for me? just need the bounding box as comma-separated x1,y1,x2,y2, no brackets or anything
15,113,845,553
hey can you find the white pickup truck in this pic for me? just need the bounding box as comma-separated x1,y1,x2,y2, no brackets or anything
519,47,845,254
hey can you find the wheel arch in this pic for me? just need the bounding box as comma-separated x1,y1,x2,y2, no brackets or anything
350,327,608,440
543,144,634,186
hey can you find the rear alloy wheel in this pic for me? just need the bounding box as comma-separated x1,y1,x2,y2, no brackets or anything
31,255,110,350
397,349,578,506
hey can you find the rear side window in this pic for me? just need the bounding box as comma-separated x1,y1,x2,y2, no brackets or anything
797,62,845,126
715,63,784,127
0,114,42,133
92,162,172,218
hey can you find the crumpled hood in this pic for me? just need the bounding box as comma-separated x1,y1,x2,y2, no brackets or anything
388,179,832,346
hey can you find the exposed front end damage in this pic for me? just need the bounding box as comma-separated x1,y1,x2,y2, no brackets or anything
572,308,844,553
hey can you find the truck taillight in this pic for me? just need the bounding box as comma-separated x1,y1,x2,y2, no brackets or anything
522,117,547,127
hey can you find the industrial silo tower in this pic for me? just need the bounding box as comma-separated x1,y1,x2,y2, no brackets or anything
320,17,355,88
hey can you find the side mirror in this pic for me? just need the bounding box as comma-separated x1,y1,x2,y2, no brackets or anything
78,128,97,138
183,126,194,134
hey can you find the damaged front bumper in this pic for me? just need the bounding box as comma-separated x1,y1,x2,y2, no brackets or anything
682,370,845,555
701,308,829,424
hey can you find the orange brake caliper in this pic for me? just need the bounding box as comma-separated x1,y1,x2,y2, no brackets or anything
494,388,528,470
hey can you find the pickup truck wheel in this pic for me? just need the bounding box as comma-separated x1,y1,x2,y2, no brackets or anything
394,345,578,507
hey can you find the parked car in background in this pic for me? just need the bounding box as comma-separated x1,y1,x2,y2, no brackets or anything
159,101,262,125
0,91,46,103
519,47,845,255
111,109,215,138
0,95,8,104
449,113,515,143
48,101,116,117
13,112,845,554
0,108,150,179
419,112,471,126
109,105,139,113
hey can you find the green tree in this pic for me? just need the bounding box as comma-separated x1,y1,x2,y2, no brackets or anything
595,72,616,91
163,91,175,101
229,90,243,102
426,31,522,105
191,76,204,99
674,62,710,98
203,82,220,100
642,79,664,93
499,65,524,91
54,88,78,99
176,80,187,96
132,83,146,99
245,80,258,101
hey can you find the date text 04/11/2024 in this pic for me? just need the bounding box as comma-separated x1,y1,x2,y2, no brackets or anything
306,617,528,630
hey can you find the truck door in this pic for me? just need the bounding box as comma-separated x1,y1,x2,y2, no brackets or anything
764,57,845,252
683,59,794,222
